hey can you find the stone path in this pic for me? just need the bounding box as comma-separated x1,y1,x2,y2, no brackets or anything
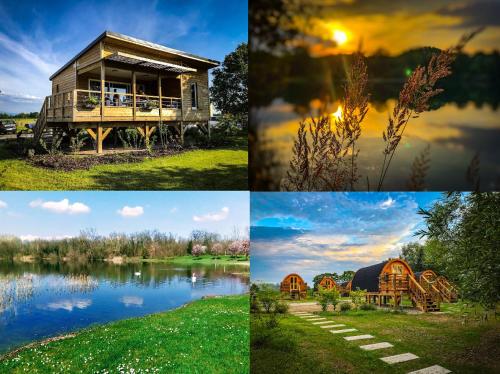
407,365,451,374
359,342,393,351
380,353,419,364
291,311,452,373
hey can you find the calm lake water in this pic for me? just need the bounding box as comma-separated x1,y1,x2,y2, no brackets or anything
0,261,249,354
255,97,499,190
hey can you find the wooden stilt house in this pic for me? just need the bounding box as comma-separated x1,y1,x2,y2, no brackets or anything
318,275,337,290
350,258,440,312
34,31,219,153
280,273,308,299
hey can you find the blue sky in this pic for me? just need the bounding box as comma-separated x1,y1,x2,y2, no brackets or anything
0,191,249,240
251,192,443,284
0,0,248,113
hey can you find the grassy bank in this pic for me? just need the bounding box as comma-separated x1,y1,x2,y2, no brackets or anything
154,255,249,266
0,143,247,190
251,304,500,373
1,294,249,373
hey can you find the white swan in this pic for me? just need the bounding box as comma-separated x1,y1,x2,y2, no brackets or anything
134,271,141,276
191,273,197,283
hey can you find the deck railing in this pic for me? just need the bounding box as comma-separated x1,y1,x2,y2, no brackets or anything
47,89,182,119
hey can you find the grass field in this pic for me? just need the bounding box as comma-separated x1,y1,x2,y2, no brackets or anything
1,294,249,373
251,304,500,374
0,142,248,190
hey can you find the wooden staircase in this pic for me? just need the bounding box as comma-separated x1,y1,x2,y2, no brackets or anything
436,276,459,303
33,96,49,145
408,274,440,312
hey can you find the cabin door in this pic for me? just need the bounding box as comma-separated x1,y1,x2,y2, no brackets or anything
290,276,298,291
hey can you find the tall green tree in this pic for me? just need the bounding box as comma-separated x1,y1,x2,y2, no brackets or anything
400,242,426,272
210,43,248,119
416,192,500,310
338,270,355,283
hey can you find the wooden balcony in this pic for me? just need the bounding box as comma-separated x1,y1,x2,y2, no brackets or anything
46,89,183,123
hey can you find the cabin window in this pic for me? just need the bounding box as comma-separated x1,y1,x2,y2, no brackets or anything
290,276,298,290
190,82,198,109
89,79,131,94
392,264,404,275
56,84,59,93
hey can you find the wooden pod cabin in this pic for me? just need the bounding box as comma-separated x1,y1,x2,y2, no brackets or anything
318,276,337,290
338,280,351,296
351,258,440,312
34,30,219,153
280,273,308,299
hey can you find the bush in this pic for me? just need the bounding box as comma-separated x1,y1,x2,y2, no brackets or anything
359,303,376,311
340,302,352,312
350,287,367,310
274,302,289,314
258,286,279,313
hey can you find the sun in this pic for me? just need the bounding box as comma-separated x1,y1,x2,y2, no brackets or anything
333,30,348,45
332,105,342,120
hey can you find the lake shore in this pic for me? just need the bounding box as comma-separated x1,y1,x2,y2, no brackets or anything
1,294,249,373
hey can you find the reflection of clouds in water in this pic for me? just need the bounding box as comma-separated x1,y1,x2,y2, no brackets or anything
45,298,92,312
119,296,144,307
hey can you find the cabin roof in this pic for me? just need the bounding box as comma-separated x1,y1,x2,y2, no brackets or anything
339,281,350,288
50,30,219,80
351,261,388,292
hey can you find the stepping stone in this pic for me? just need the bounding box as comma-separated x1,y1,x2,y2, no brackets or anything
313,321,334,325
330,328,357,334
344,335,374,341
298,315,315,318
359,342,393,351
305,318,326,321
293,312,310,315
380,353,419,364
320,324,345,328
407,365,451,374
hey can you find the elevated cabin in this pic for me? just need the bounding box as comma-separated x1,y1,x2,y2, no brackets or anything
415,269,458,303
318,276,337,290
338,280,351,296
280,273,308,299
35,31,219,153
351,258,440,312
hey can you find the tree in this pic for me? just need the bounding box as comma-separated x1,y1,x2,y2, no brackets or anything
338,271,355,283
350,287,367,310
416,192,500,310
257,285,279,313
192,244,205,257
400,242,426,272
212,243,224,257
186,240,193,255
210,43,248,121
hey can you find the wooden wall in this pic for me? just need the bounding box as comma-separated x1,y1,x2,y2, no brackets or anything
181,70,210,121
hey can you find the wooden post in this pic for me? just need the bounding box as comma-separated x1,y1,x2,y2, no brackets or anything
97,124,103,154
179,73,184,120
145,124,150,146
132,71,136,121
180,122,184,145
207,120,211,142
100,60,105,120
158,74,162,123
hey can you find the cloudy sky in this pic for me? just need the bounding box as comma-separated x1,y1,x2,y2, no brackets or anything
251,192,442,284
0,0,248,113
0,191,249,240
292,0,500,56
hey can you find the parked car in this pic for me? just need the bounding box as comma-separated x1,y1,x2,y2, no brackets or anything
0,119,16,134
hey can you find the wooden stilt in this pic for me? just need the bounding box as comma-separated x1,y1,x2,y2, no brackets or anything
96,124,103,154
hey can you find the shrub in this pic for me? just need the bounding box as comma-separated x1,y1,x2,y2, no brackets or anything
274,302,288,314
359,303,376,311
258,285,279,313
340,302,352,312
350,287,367,310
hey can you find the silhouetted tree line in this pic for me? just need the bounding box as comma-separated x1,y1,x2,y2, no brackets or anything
0,112,38,119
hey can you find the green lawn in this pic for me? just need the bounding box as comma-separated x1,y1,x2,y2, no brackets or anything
251,305,500,374
1,295,249,373
146,255,249,266
0,143,247,190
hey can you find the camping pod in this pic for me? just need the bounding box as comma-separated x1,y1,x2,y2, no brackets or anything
318,276,337,290
414,269,438,283
350,258,440,312
280,273,308,299
338,280,351,296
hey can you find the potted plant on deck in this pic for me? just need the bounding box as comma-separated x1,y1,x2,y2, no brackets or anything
83,95,99,109
141,99,159,111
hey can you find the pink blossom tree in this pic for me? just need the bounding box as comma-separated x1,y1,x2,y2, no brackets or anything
192,244,206,257
212,243,224,257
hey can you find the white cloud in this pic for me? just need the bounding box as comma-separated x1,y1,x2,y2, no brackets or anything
117,206,144,217
119,296,144,307
0,200,7,209
193,207,229,222
380,197,395,209
45,299,92,312
29,199,90,214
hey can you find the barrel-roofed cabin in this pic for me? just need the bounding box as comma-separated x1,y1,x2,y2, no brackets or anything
36,30,219,153
280,273,308,299
318,275,337,290
351,258,440,311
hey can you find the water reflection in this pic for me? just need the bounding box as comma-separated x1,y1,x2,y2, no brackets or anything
0,261,249,354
